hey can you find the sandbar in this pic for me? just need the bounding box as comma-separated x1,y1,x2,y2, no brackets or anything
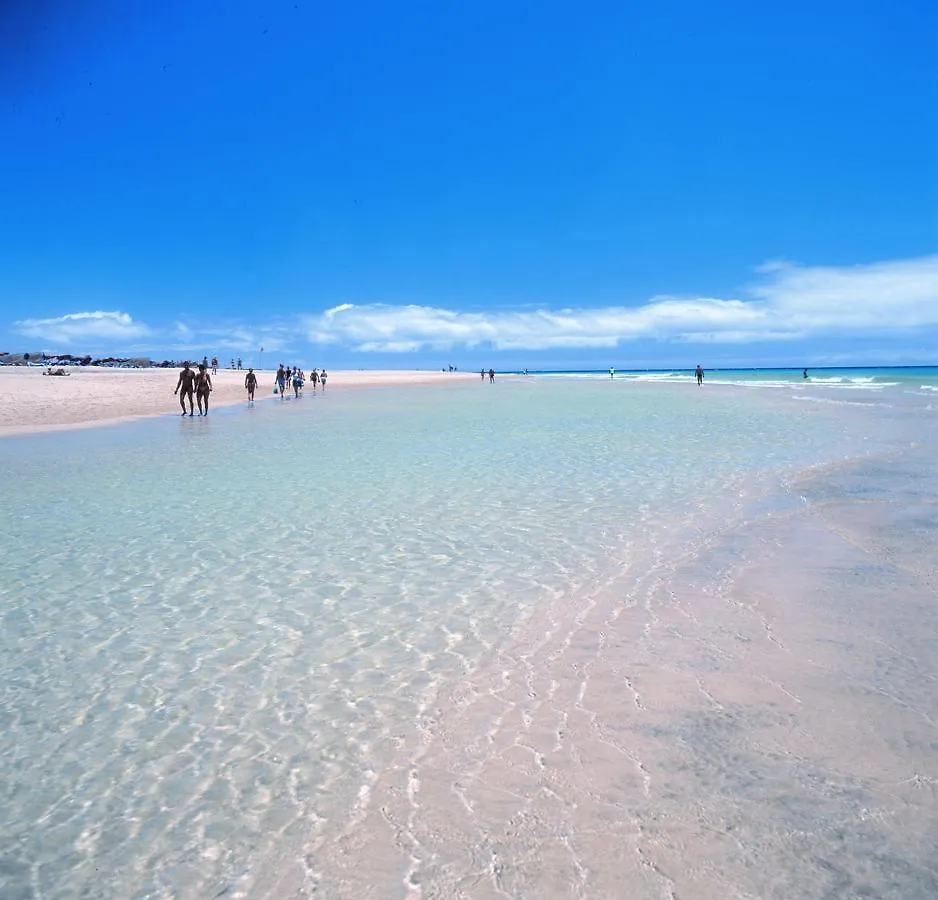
0,367,475,436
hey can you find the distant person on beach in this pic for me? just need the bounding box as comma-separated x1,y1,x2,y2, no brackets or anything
320,370,328,390
803,369,809,379
195,364,213,415
488,368,495,383
237,357,243,370
292,369,303,398
481,369,485,381
310,369,319,391
202,356,208,369
211,356,218,375
245,368,257,403
695,365,704,386
275,364,286,398
174,362,196,416
610,367,615,379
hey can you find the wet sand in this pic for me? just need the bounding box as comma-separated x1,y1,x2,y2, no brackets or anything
255,446,938,898
0,367,474,436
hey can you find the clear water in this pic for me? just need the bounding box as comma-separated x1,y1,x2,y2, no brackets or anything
2,378,935,898
523,364,938,393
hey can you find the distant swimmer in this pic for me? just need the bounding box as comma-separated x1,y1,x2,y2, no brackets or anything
245,368,258,403
803,369,809,379
195,364,213,415
610,367,615,379
174,362,196,416
695,364,704,386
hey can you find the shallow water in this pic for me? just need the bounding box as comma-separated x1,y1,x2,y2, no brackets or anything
1,378,936,898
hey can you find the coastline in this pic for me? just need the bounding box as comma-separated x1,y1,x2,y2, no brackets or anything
0,367,476,437
2,372,936,896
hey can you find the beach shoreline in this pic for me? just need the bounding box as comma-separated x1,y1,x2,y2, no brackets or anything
0,367,476,437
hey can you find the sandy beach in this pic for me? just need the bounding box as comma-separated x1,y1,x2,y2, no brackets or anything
0,366,475,436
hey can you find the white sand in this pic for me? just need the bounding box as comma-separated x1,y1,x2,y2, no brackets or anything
0,366,475,436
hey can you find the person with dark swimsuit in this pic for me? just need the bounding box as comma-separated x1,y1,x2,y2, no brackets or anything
195,364,213,415
174,362,196,416
245,368,257,403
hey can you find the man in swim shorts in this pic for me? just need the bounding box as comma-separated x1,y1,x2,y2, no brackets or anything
276,364,286,398
245,368,257,403
695,364,704,386
174,362,196,416
195,363,213,415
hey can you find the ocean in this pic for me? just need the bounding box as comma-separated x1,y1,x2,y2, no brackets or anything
2,369,937,898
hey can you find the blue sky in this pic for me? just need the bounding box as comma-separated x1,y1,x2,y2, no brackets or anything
1,0,936,369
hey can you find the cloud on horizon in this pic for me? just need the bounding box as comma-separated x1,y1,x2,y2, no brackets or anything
13,311,149,345
302,255,938,352
9,256,938,355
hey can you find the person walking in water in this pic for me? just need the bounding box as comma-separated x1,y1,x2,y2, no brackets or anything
488,368,495,383
803,368,809,379
244,368,258,403
174,362,196,416
480,368,486,381
610,366,615,379
695,364,704,386
275,364,286,399
320,369,328,390
195,363,213,415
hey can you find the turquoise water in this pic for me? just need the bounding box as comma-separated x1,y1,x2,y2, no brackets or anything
521,365,938,392
2,378,936,898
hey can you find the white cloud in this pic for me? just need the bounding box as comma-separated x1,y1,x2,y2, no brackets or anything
11,256,936,356
297,256,938,352
748,256,938,331
14,311,149,345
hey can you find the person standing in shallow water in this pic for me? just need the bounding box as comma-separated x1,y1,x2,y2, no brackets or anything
275,364,286,399
174,362,196,416
195,364,213,415
320,369,327,390
695,364,704,386
244,368,257,403
488,368,495,383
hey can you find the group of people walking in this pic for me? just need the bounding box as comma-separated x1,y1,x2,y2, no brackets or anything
274,364,327,399
174,360,329,414
202,356,244,374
